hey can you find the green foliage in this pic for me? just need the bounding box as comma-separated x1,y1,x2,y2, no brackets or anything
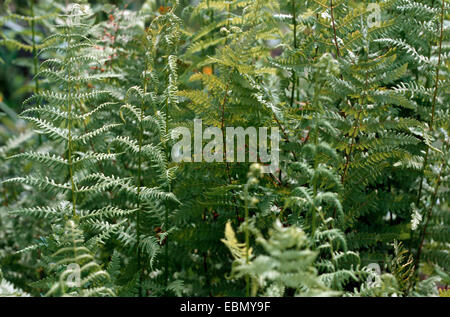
41,220,114,297
222,219,338,297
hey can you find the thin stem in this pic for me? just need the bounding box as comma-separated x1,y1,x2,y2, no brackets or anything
226,0,230,28
136,58,148,297
341,109,361,183
30,0,39,93
330,0,341,58
329,0,359,184
210,1,215,73
342,67,368,184
30,0,42,147
164,77,170,291
220,84,239,219
416,0,445,206
311,124,320,234
244,185,250,297
289,0,297,108
413,149,446,277
273,2,300,168
66,37,76,218
136,127,143,297
416,151,429,206
410,0,445,291
429,4,445,132
272,112,297,162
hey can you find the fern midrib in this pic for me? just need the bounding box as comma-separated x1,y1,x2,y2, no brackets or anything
164,68,171,291
342,66,369,184
411,0,446,286
415,0,446,206
30,0,39,93
413,140,447,281
66,35,77,218
136,58,147,298
330,0,341,58
219,83,240,221
289,0,297,109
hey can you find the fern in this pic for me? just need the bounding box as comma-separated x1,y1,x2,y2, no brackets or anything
42,220,114,297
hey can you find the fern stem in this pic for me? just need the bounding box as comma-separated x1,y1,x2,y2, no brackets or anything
30,0,42,146
416,0,445,206
137,125,143,297
271,2,301,171
329,0,359,185
30,0,39,93
136,59,148,298
209,0,215,73
330,0,341,58
244,184,250,297
164,78,170,291
429,6,445,132
136,113,143,297
226,0,230,29
413,141,447,282
289,0,297,108
272,112,297,163
311,124,320,233
66,35,76,218
416,152,428,207
341,109,361,184
410,0,445,291
342,66,368,184
220,84,239,220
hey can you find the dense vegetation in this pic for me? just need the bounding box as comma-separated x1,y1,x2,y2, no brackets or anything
0,0,448,297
